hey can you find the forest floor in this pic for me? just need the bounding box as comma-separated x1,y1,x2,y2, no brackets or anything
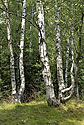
0,99,84,125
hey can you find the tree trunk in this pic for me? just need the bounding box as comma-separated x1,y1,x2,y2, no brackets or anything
18,0,26,103
36,1,58,106
4,0,17,101
55,7,65,102
73,63,79,99
28,7,33,74
75,11,84,99
55,5,75,102
65,36,70,88
76,82,79,99
70,28,75,95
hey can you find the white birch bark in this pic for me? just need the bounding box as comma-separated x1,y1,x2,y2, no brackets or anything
16,2,20,85
66,3,75,99
4,0,17,100
76,82,79,99
59,2,75,101
73,64,79,99
36,1,57,106
70,29,75,93
18,0,26,103
61,29,75,101
65,36,69,88
55,8,65,101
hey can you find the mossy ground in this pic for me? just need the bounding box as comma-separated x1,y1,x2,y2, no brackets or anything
0,99,84,125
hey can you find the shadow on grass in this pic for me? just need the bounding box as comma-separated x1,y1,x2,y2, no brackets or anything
0,100,84,125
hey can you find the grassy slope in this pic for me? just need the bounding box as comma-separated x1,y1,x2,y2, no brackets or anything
0,99,84,125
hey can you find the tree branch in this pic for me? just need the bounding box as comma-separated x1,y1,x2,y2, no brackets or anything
61,85,73,93
0,7,39,31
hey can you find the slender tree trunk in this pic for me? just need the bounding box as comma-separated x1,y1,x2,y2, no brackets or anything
60,28,75,101
36,1,58,106
55,7,65,102
29,6,33,74
62,3,75,101
61,28,75,101
70,28,75,94
75,58,80,99
65,36,70,88
16,57,20,84
18,0,26,103
55,5,75,102
76,82,79,99
73,63,79,99
16,2,20,85
75,11,84,99
4,0,17,101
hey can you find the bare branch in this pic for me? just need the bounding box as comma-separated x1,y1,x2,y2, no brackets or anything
63,92,72,101
61,85,73,93
0,7,39,31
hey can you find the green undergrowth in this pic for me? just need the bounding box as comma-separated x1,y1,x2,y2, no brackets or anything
0,99,84,125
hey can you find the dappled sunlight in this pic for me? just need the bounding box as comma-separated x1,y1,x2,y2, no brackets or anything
0,104,16,110
61,100,84,111
28,100,47,106
67,119,84,125
0,99,84,125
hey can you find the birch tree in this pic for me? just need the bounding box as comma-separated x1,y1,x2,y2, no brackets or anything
75,11,84,99
3,0,26,103
36,1,58,106
55,2,75,102
71,26,75,86
55,6,65,102
4,0,27,103
18,0,26,103
36,1,76,106
65,35,70,88
4,0,17,101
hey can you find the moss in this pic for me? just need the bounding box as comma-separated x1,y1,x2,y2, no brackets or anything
0,99,84,125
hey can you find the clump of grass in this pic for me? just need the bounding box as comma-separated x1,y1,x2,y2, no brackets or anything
0,99,84,125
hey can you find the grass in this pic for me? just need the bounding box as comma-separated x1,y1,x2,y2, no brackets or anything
0,99,84,125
